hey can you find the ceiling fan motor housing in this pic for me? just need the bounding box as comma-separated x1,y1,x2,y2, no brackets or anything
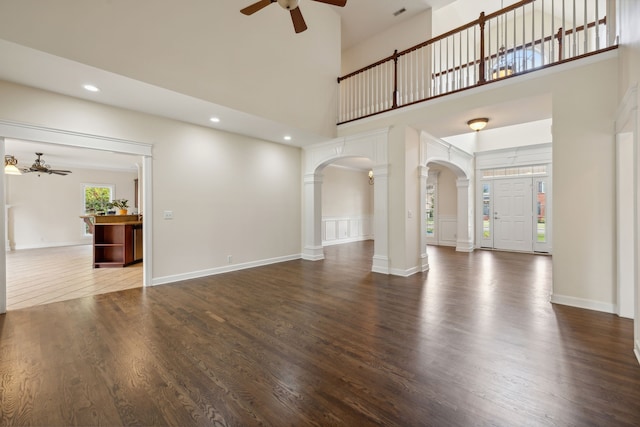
278,0,299,10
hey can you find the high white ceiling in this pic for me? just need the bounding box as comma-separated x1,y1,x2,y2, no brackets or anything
0,0,551,172
337,0,456,50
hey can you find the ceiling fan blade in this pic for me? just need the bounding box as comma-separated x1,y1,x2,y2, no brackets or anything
50,170,72,175
311,0,347,6
290,7,307,33
241,0,273,15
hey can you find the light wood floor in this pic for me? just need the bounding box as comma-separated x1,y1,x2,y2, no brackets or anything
6,244,142,310
1,241,639,426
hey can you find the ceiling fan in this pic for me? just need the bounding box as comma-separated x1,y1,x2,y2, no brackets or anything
241,0,347,34
22,152,72,176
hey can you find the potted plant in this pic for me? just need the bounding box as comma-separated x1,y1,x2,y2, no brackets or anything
108,199,129,215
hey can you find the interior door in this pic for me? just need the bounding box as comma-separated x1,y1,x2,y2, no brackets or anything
493,178,533,251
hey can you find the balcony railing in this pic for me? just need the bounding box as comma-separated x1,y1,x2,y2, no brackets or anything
337,0,615,124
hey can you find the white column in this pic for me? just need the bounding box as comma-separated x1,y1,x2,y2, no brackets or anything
456,178,473,252
419,165,429,272
372,164,390,274
142,155,153,287
302,172,324,261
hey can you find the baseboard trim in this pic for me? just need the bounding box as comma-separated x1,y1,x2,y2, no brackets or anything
456,240,474,252
322,235,374,247
12,242,91,251
389,266,420,277
371,255,389,275
550,293,616,314
152,254,301,286
421,253,429,272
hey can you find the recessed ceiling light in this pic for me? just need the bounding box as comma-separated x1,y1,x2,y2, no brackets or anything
83,84,100,92
284,135,292,141
210,117,220,123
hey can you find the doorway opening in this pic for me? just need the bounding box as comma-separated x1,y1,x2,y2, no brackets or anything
0,122,153,314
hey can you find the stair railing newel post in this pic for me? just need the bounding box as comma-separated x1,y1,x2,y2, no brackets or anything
392,49,399,109
478,12,486,84
556,27,564,61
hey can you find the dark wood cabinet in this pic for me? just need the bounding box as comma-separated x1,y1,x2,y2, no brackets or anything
93,222,143,268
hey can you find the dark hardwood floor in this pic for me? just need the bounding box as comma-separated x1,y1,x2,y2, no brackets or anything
1,241,639,426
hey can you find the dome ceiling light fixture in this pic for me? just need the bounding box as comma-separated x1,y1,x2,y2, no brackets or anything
467,118,489,132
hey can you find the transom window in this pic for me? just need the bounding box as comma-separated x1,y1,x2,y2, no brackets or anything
481,165,547,179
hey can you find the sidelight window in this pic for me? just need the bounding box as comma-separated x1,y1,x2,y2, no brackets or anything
536,181,547,243
426,184,435,237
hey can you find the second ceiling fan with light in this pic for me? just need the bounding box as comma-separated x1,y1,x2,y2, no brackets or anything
22,152,72,176
241,0,347,34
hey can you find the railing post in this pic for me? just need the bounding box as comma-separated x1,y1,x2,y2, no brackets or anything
392,49,399,108
556,27,563,61
478,12,486,84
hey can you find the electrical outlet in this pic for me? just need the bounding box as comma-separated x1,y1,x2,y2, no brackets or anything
163,210,173,220
227,255,232,264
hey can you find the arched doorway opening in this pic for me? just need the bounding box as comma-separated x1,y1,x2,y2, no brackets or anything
422,160,472,253
303,129,390,274
420,131,474,256
320,158,375,249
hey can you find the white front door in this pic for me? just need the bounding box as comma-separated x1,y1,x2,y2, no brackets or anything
493,178,533,252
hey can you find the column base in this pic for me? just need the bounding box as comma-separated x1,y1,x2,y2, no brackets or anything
302,246,324,261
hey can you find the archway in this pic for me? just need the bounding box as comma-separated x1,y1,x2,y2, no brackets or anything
303,128,390,274
320,158,375,248
420,133,474,256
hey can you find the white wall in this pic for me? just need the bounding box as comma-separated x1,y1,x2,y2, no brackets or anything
0,80,302,283
322,165,373,217
341,10,432,75
321,165,373,245
618,0,640,92
6,167,137,250
433,166,457,217
0,0,341,137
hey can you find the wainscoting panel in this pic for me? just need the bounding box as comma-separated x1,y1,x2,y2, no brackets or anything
337,220,349,240
439,215,457,247
323,216,373,246
325,221,337,241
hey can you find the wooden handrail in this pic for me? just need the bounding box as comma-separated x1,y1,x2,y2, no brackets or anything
431,16,606,79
